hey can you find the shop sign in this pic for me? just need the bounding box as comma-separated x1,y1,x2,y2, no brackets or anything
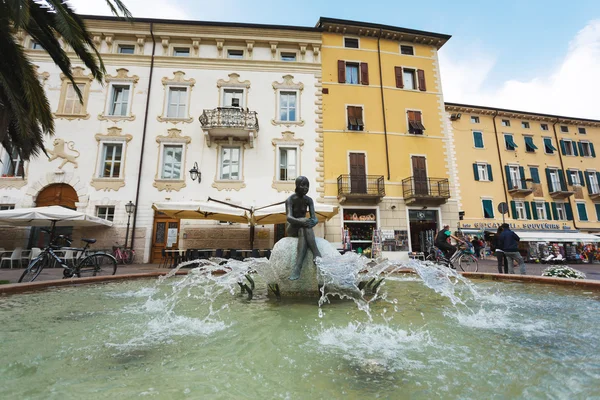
460,222,574,231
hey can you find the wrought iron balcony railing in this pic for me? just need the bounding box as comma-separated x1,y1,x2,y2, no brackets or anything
402,177,450,204
337,175,385,201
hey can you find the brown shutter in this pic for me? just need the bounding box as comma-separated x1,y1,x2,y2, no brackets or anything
414,111,422,122
394,66,404,88
360,62,369,85
417,69,426,91
407,110,415,122
338,60,346,83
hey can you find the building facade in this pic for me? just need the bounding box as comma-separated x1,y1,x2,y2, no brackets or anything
317,18,460,258
0,16,321,262
446,103,600,237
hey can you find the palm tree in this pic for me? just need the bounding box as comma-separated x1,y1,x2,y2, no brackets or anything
0,0,131,161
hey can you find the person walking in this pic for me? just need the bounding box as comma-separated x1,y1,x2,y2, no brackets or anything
492,227,508,274
497,223,526,275
471,236,482,259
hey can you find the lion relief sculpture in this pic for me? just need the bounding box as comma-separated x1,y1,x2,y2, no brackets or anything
47,138,80,169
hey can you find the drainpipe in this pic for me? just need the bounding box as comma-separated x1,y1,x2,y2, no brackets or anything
377,28,390,180
130,22,155,251
492,111,510,217
552,118,578,230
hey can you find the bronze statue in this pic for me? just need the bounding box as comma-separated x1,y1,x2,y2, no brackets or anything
286,176,322,280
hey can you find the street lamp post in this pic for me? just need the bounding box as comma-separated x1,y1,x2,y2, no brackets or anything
124,201,136,249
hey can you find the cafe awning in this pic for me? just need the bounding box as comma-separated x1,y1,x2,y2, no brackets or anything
515,231,600,243
0,206,113,227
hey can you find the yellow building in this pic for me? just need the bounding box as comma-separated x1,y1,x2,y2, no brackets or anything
316,18,458,258
447,103,600,243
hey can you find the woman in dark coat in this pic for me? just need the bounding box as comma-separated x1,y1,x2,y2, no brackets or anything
492,227,509,273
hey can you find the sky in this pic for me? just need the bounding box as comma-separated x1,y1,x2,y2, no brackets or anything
69,0,600,119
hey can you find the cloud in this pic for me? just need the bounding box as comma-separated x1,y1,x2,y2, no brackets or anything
440,19,600,120
67,0,188,20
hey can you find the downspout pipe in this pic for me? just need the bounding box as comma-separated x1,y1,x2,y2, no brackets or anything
377,28,391,180
552,118,578,230
492,111,510,217
130,22,155,251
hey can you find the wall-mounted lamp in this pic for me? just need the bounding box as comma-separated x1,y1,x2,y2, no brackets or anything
450,113,462,121
189,162,201,183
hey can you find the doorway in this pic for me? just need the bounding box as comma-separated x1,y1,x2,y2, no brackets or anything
29,184,79,248
151,212,180,263
408,210,438,253
349,153,366,193
411,156,428,195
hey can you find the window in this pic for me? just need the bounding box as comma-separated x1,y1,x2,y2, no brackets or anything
220,147,241,180
515,201,526,220
108,85,130,116
173,47,190,57
504,134,517,150
279,148,297,181
96,206,115,221
118,44,135,54
521,121,530,129
530,167,540,183
161,145,183,179
166,87,187,118
562,139,575,156
577,203,588,221
279,91,297,122
475,163,490,181
470,116,480,124
535,202,547,220
100,143,123,178
403,69,416,90
588,172,600,194
578,127,587,134
0,205,15,211
473,131,484,148
524,136,537,152
543,137,557,154
580,141,595,157
280,52,297,61
555,203,567,220
548,169,562,192
407,110,425,135
569,170,581,186
1,148,24,178
31,41,43,50
560,125,569,133
501,119,510,127
347,106,364,131
223,88,243,108
63,83,85,115
227,49,244,59
540,123,549,131
482,199,494,218
345,63,359,84
344,38,359,48
508,165,524,189
400,45,414,55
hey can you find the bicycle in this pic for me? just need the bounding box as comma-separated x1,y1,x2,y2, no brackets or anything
113,243,135,265
19,231,117,283
426,242,479,272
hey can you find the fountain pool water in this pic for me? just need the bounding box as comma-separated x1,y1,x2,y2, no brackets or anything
1,255,600,399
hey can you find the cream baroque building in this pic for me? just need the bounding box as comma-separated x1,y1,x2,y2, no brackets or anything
0,16,321,262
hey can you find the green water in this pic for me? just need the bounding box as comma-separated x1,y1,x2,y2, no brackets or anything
1,276,599,399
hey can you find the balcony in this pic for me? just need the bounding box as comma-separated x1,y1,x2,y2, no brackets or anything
337,175,385,204
508,178,534,197
402,177,450,205
589,185,600,200
549,181,575,199
199,107,259,148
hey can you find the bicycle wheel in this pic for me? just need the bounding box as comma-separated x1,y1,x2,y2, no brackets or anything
19,254,48,283
77,253,117,277
458,254,479,272
123,249,135,265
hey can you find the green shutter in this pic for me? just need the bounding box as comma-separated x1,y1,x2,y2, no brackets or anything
487,164,493,181
591,143,596,157
545,202,552,220
585,172,592,192
511,201,517,219
473,131,484,148
573,141,579,156
579,171,585,187
595,204,600,221
530,167,540,183
525,201,532,219
559,170,567,191
560,140,566,155
473,163,480,181
545,168,552,192
577,142,584,156
531,203,539,220
552,202,558,220
505,165,513,189
519,166,526,189
567,170,573,185
482,199,494,218
577,203,588,221
565,203,573,221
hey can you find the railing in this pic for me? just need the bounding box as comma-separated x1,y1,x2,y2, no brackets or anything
199,107,259,130
508,178,533,192
402,177,450,199
337,175,385,197
589,184,600,196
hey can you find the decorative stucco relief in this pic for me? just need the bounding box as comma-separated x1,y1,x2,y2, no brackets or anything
271,75,305,127
157,71,195,124
46,138,80,169
91,127,132,192
98,68,140,122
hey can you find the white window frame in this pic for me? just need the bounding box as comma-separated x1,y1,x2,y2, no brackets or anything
279,51,298,62
117,44,136,55
535,202,547,220
218,145,242,181
173,47,191,57
477,163,490,181
588,172,600,194
521,121,530,129
515,201,526,220
569,170,581,186
277,146,298,182
63,83,85,115
549,169,561,192
540,123,549,131
160,144,184,180
106,82,133,117
563,139,575,156
277,91,298,122
403,68,417,91
343,37,360,49
509,165,521,188
580,141,593,157
346,104,365,131
221,88,245,108
1,147,24,178
98,142,124,179
501,119,510,127
345,62,360,85
165,86,189,119
470,116,480,124
96,206,115,221
226,48,245,59
399,44,414,55
556,203,567,221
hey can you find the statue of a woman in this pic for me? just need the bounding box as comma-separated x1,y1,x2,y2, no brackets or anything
285,176,322,280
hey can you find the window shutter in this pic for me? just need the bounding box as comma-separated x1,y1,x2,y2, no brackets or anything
473,131,483,148
337,60,346,83
545,202,552,220
360,63,369,85
487,164,493,181
577,203,588,221
531,203,539,220
591,143,596,157
530,167,540,184
473,164,480,181
407,110,415,123
579,171,585,187
394,66,404,88
573,142,579,156
560,140,566,155
567,170,573,185
585,172,592,193
505,165,513,189
519,166,526,189
551,202,558,220
596,204,600,221
565,203,573,221
510,201,517,219
525,202,532,219
577,141,584,156
417,69,426,91
559,170,567,191
545,168,552,192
